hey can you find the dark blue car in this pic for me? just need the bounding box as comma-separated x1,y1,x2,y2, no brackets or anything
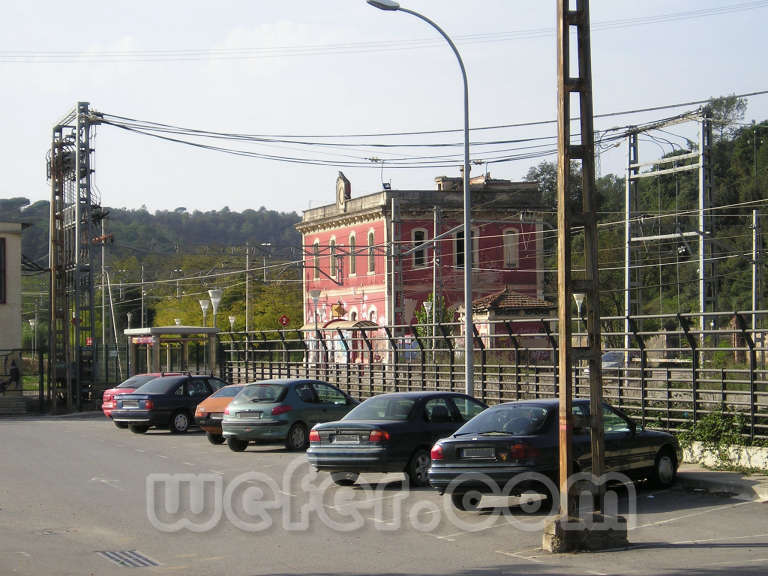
306,391,487,487
428,399,682,510
112,374,227,434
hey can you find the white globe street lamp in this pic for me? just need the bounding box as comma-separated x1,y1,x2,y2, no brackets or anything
199,299,210,327
208,289,223,329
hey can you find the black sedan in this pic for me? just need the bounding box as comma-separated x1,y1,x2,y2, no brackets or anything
428,399,682,509
111,374,227,434
306,392,487,487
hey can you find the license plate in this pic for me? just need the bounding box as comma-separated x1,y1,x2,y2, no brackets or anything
239,411,262,419
122,401,138,409
333,434,360,444
210,413,223,420
461,447,494,459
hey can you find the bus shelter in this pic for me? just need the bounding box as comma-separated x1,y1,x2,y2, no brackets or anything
123,326,219,375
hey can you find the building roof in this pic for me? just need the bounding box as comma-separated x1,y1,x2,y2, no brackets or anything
471,286,553,312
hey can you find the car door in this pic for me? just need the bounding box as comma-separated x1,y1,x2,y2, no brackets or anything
312,382,353,421
294,381,322,427
423,397,461,444
184,379,211,413
602,403,636,472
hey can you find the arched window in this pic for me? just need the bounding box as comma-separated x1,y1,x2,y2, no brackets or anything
313,240,320,280
349,233,357,276
412,228,427,268
368,231,375,274
329,237,337,277
503,228,519,268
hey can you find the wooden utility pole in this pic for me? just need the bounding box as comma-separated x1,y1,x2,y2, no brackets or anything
545,0,615,552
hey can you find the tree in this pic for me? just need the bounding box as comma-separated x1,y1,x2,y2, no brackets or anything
707,94,747,141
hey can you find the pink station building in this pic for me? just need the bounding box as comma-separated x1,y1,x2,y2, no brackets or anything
296,172,546,359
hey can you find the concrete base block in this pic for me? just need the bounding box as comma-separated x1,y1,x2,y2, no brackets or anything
542,513,628,553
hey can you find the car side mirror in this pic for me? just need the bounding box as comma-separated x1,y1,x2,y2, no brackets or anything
628,420,637,435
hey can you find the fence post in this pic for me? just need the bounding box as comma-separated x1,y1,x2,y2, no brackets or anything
336,328,350,389
678,314,698,427
298,331,308,379
278,330,289,379
360,330,374,397
541,319,557,397
734,313,756,441
409,324,426,391
438,323,453,392
383,327,399,392
316,330,328,381
473,324,486,403
628,318,646,427
503,322,520,401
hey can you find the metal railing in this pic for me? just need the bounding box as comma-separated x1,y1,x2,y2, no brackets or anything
221,310,768,442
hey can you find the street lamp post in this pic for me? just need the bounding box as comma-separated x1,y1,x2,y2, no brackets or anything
367,0,473,395
208,289,223,329
199,299,210,327
423,300,433,367
29,318,37,357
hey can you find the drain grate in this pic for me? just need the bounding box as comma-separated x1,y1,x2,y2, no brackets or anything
96,550,159,568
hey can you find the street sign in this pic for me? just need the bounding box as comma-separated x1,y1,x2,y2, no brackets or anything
278,314,290,327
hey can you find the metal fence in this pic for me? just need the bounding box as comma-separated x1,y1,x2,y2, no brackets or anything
221,310,768,442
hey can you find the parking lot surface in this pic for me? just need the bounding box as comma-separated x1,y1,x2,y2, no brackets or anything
1,416,766,576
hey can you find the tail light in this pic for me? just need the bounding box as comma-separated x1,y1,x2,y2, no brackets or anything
430,444,444,461
368,429,390,443
224,407,230,415
272,405,292,416
508,443,538,460
144,399,154,410
309,430,321,443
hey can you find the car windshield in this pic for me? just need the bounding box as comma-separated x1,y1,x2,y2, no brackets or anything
454,404,550,436
210,385,244,398
238,383,287,403
344,396,415,421
134,377,186,394
117,374,158,389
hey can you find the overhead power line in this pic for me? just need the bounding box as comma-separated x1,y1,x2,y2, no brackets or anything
2,1,767,63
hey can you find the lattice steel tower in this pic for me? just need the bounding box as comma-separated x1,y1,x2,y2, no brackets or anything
48,102,102,411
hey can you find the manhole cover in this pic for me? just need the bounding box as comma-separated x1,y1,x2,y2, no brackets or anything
96,550,159,568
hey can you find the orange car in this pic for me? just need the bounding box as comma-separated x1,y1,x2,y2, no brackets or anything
195,384,245,444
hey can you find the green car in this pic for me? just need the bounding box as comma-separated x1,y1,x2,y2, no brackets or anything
221,378,358,452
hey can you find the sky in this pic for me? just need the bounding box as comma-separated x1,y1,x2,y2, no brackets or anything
2,0,767,216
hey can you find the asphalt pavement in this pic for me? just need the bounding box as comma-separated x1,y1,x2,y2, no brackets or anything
1,416,767,576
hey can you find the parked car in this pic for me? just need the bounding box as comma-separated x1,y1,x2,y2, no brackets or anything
584,351,626,376
428,398,682,510
112,374,227,434
306,392,488,487
221,379,357,452
194,384,245,444
102,372,180,426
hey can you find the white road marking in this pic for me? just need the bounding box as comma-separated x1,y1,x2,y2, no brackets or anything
135,449,145,453
673,531,768,545
633,500,752,530
89,476,124,490
183,462,195,466
157,455,169,459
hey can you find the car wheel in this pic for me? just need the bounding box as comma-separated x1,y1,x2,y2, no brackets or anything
450,491,482,511
227,437,248,452
285,422,309,451
170,411,190,434
129,425,148,434
405,448,431,487
330,472,359,486
113,421,128,429
206,432,225,445
650,448,677,487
